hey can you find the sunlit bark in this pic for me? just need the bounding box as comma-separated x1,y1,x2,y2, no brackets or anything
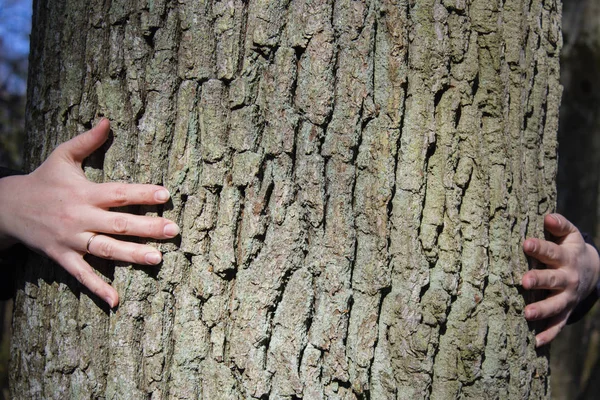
11,1,561,398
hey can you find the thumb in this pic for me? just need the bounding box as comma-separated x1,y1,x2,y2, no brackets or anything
58,119,110,163
544,213,579,239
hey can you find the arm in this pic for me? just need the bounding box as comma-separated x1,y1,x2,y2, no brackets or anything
0,119,180,307
522,213,600,347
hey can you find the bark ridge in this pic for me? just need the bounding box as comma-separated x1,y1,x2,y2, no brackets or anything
12,0,561,399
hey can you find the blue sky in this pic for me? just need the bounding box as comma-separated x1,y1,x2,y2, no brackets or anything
0,0,32,94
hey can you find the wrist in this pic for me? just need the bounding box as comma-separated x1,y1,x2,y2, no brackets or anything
585,242,600,295
0,175,26,250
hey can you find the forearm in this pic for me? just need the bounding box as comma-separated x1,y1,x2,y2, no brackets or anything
0,170,26,251
584,241,600,287
0,169,29,300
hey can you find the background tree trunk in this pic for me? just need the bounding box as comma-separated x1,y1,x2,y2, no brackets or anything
551,0,600,399
11,0,561,398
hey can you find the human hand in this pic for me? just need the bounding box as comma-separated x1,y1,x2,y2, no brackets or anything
522,213,600,347
0,119,180,308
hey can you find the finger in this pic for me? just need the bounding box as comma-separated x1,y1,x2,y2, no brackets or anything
522,269,569,291
60,251,119,307
87,234,163,265
534,312,568,347
543,213,578,239
89,183,171,208
522,237,567,266
89,211,180,239
524,292,572,321
58,119,110,164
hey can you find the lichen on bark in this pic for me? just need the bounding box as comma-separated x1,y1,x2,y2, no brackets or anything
12,0,561,399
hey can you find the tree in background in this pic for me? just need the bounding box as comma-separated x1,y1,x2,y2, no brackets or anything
551,0,600,399
10,1,560,399
0,0,31,169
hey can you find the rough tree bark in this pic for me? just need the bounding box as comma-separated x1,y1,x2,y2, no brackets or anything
551,0,600,399
11,0,561,399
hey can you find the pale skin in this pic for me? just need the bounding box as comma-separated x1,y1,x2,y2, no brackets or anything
0,119,180,308
522,213,600,347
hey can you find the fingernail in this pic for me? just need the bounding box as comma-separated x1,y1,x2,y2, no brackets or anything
164,223,180,237
536,337,544,347
525,308,537,320
523,240,534,252
155,189,170,202
549,214,561,224
145,252,162,265
105,295,116,308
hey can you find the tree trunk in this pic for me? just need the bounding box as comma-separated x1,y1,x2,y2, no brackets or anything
11,0,561,398
551,0,600,399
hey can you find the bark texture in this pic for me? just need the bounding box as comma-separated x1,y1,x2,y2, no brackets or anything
12,0,561,399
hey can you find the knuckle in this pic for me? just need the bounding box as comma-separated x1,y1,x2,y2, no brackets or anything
57,140,76,158
75,269,89,288
45,246,62,263
566,271,580,289
150,219,166,237
111,186,128,205
547,274,558,289
58,211,77,232
97,240,115,260
144,187,157,203
527,271,540,288
112,216,129,234
133,247,148,264
528,240,538,254
73,134,87,149
545,247,556,261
